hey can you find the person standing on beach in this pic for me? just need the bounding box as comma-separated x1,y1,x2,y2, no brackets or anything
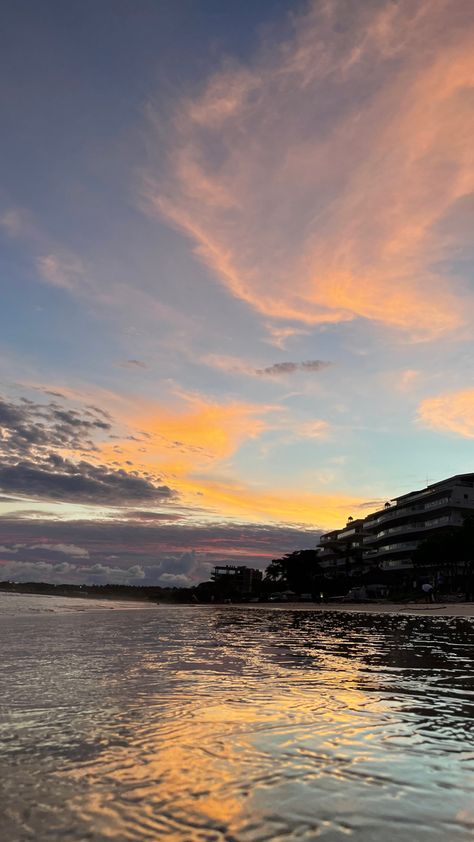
422,582,434,603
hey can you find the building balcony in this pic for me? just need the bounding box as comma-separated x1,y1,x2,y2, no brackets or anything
363,541,418,560
363,496,456,530
379,558,414,571
363,513,462,543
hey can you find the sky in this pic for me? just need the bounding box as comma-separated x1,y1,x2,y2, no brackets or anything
1,0,474,587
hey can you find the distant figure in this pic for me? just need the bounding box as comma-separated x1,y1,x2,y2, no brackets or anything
422,582,434,603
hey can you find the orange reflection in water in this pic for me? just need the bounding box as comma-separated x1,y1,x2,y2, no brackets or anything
62,661,377,839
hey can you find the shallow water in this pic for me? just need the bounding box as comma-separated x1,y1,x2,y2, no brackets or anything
1,606,474,841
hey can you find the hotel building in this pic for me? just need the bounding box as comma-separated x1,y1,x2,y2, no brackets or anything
319,474,474,574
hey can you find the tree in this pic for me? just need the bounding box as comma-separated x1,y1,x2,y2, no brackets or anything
413,517,474,597
265,549,322,594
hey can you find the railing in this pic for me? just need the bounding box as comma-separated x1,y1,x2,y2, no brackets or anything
363,497,453,528
363,541,418,559
379,558,414,571
363,515,459,543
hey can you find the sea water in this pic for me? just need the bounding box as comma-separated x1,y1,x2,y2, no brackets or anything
1,600,473,841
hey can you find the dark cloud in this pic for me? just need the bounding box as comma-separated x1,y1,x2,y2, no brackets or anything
119,359,148,369
256,360,331,376
0,394,177,505
0,516,321,586
0,461,174,504
122,510,183,521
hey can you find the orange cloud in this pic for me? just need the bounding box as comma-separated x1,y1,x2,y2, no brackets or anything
172,474,369,530
418,387,474,438
96,391,276,475
58,388,358,529
145,0,474,338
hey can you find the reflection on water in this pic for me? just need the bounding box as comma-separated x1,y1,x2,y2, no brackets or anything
1,607,474,840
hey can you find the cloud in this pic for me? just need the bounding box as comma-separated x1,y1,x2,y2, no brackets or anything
0,515,323,585
0,558,145,585
36,253,85,290
201,354,331,378
158,572,193,587
397,369,420,392
256,360,330,376
0,394,177,505
146,0,474,338
0,460,174,505
0,394,111,456
418,387,474,438
81,563,146,583
119,359,148,369
295,420,330,439
98,390,276,471
0,208,34,238
263,324,311,349
29,543,89,558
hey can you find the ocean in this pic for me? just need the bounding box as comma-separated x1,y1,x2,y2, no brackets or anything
1,595,473,840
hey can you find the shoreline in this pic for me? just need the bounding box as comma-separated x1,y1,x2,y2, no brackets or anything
230,601,474,618
1,590,473,619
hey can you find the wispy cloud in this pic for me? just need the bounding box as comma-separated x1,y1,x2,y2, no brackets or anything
146,0,474,338
36,253,86,291
418,387,474,438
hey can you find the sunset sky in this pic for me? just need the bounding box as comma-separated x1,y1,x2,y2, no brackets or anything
1,0,474,586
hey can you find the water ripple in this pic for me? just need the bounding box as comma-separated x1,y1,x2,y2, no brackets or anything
1,607,474,840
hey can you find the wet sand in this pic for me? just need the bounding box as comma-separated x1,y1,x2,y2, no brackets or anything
257,601,474,618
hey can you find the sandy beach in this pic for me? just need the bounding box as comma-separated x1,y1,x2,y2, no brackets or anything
245,601,474,618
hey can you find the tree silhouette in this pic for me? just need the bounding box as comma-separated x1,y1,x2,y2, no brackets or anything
265,549,323,595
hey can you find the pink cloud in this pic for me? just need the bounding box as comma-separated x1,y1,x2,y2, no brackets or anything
145,0,474,338
418,387,474,438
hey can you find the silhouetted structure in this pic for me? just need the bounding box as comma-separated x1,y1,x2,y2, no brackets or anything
211,565,262,598
362,474,474,573
318,518,364,578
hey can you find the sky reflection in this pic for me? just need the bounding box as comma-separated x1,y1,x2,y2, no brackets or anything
2,607,473,840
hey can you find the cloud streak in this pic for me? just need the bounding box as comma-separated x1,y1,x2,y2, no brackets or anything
146,0,474,337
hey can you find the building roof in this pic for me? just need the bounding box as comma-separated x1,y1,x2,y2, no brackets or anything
393,473,474,502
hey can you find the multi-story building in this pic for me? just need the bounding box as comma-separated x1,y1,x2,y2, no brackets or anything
361,474,474,572
211,565,262,597
319,474,474,578
318,518,364,578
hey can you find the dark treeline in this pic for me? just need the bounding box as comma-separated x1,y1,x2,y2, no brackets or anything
0,581,194,603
